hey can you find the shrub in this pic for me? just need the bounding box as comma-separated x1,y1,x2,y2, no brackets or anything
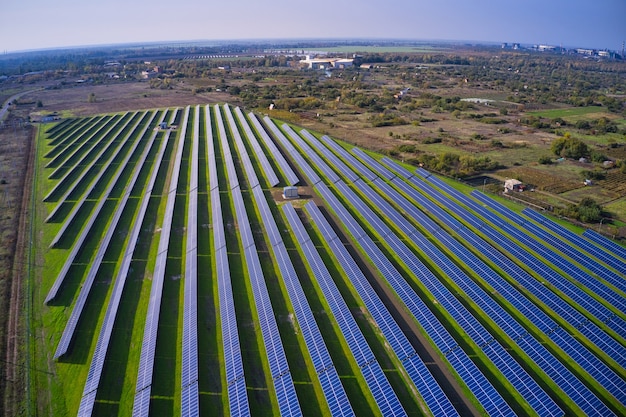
538,156,552,164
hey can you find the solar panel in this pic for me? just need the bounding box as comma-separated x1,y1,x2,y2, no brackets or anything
583,229,626,261
222,112,302,416
249,112,299,185
45,114,133,222
234,106,280,187
470,190,625,313
399,163,626,337
55,111,160,359
76,112,174,416
283,123,341,184
318,167,560,415
47,112,144,247
223,104,260,190
523,208,626,275
299,129,359,183
133,106,191,416
319,135,377,181
181,106,200,413
286,203,451,416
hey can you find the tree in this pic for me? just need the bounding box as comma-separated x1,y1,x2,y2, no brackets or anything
550,135,589,159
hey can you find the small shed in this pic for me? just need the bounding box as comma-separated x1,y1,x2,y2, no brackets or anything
283,186,299,199
504,179,525,193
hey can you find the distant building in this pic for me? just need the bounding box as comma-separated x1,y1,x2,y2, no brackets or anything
299,55,354,69
141,70,158,79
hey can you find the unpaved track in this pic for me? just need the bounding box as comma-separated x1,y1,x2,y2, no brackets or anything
3,125,34,417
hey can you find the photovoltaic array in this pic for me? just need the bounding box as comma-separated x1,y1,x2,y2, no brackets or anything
42,103,625,417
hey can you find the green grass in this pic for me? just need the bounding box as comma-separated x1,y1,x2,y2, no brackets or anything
528,106,608,119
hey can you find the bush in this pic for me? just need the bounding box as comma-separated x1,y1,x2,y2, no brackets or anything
538,156,552,164
557,198,604,223
551,136,589,159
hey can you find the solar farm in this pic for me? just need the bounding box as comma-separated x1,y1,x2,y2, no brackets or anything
34,103,625,416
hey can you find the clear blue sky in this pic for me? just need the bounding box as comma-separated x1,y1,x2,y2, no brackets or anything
1,0,625,53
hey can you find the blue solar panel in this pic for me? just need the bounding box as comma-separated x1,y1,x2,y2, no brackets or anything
339,180,566,416
470,190,625,313
53,111,159,358
523,208,626,275
408,165,626,337
308,183,513,416
181,106,199,413
234,107,280,187
351,148,396,180
133,106,191,416
77,111,175,417
299,129,360,183
214,105,240,190
47,112,145,248
214,169,250,417
263,117,321,186
289,202,458,417
583,229,626,261
45,114,134,222
223,104,260,190
282,124,340,184
222,115,302,416
249,113,299,185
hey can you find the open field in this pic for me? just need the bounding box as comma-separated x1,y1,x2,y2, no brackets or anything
16,103,626,416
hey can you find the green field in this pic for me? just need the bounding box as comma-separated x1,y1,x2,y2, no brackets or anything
528,106,610,119
27,103,626,417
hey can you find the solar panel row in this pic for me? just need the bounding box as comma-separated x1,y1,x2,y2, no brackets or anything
181,106,200,415
419,170,624,315
283,203,432,415
298,129,359,183
45,114,132,221
583,229,626,261
45,116,99,154
219,110,302,417
262,117,321,185
231,112,352,417
318,135,377,181
209,104,250,416
233,106,280,187
266,128,514,415
352,176,625,407
214,104,240,191
47,112,142,246
302,202,460,417
471,190,626,298
410,165,626,337
248,112,299,186
45,114,120,179
311,181,514,417
375,171,626,369
133,106,191,417
54,110,160,359
46,111,155,302
76,111,175,417
521,207,626,277
336,180,563,417
223,104,260,190
281,124,340,184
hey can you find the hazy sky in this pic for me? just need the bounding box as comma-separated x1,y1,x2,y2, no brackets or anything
2,0,625,53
